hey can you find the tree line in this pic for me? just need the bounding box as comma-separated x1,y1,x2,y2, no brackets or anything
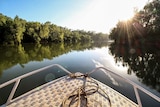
109,0,160,49
0,14,108,45
108,0,160,92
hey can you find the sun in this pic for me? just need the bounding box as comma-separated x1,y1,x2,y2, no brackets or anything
106,0,135,21
62,0,148,33
118,10,134,21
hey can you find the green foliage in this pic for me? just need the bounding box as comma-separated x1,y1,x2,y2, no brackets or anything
39,22,49,40
109,0,160,47
13,16,26,44
0,13,108,45
133,0,160,34
108,0,160,91
24,22,41,43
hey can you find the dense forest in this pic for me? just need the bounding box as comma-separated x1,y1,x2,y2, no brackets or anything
109,0,160,91
109,0,160,47
0,14,108,45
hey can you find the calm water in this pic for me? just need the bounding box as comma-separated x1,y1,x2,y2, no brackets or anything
0,42,160,106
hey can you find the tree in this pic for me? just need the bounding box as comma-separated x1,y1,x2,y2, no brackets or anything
0,13,109,44
0,13,7,43
13,15,26,44
133,0,160,34
39,22,50,41
24,22,41,43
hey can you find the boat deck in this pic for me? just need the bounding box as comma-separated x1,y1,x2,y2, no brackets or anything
1,64,159,107
7,73,138,107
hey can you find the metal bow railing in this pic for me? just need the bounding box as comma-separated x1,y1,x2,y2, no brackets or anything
0,64,71,105
0,64,160,107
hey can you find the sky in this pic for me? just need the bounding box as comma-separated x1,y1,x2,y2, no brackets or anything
0,0,150,33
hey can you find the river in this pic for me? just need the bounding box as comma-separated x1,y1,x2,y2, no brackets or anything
0,42,160,106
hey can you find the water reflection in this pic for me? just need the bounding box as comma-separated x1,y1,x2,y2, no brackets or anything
109,37,160,92
0,41,159,106
92,59,119,86
0,42,108,77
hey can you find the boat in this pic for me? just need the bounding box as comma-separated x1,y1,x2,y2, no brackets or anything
0,64,160,107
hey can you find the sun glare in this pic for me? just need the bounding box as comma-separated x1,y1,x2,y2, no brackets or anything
62,0,148,33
